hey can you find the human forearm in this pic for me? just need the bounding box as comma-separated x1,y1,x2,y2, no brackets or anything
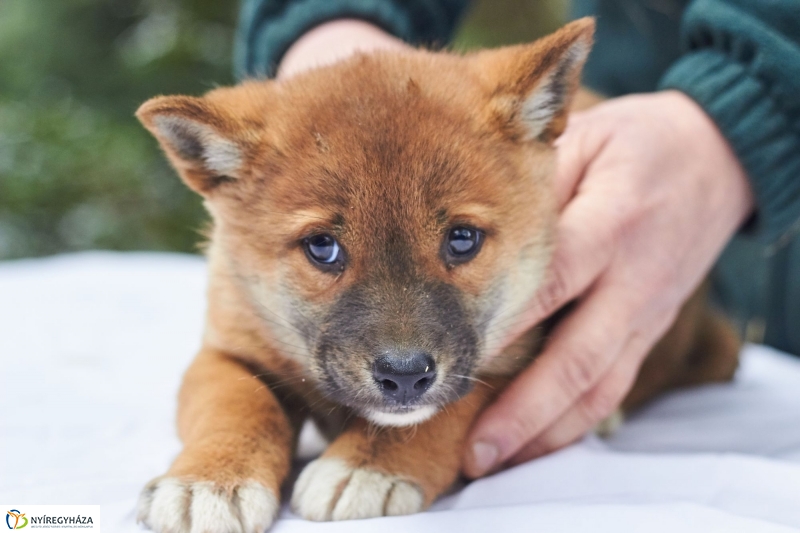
235,0,471,79
659,0,800,244
277,19,407,79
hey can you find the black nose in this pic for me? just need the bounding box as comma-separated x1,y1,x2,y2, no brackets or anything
373,351,436,404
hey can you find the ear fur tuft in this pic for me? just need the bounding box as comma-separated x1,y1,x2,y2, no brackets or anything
136,95,243,195
151,114,242,176
476,17,595,142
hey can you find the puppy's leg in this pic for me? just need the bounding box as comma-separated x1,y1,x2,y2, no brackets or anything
292,382,497,521
138,348,295,533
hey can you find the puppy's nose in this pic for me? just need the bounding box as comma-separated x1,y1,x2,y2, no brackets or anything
373,351,436,404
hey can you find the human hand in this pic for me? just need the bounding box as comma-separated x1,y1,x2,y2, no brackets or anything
277,19,409,80
463,90,754,478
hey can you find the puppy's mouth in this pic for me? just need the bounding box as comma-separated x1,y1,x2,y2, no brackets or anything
363,405,439,427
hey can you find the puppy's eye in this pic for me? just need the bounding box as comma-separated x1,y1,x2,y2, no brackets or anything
444,226,483,264
304,234,341,266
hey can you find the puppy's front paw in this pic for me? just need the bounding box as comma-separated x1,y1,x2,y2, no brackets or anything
291,457,424,521
137,477,278,533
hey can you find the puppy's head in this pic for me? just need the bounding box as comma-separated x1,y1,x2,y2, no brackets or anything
138,19,593,426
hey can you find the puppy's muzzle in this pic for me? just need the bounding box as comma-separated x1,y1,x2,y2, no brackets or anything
373,351,436,405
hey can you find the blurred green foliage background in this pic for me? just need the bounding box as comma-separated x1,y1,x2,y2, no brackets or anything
0,0,565,260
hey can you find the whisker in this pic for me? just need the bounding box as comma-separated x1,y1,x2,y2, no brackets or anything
450,374,494,388
254,304,313,338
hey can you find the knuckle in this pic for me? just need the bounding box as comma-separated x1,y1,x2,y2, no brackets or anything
580,386,622,423
502,414,541,450
608,199,643,248
650,265,679,295
621,192,646,220
604,215,627,249
538,269,570,313
556,347,603,398
607,192,647,244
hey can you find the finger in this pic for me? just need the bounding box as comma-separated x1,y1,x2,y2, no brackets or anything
553,112,608,210
488,186,621,357
506,329,651,466
464,281,637,478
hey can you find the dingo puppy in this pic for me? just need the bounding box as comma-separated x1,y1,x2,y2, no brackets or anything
135,18,738,532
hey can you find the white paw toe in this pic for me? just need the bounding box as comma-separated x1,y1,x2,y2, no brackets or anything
138,477,278,533
291,457,424,521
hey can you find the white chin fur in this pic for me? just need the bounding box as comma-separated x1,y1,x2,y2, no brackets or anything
365,405,438,427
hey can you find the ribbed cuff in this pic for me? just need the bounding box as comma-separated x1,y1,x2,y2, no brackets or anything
659,50,800,245
235,0,426,79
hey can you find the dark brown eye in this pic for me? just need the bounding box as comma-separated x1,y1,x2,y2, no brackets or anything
304,234,341,265
444,226,483,264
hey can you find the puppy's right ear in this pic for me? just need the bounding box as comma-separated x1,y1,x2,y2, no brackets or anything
136,95,247,195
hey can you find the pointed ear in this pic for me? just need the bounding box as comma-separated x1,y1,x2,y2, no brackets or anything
136,95,246,195
474,17,595,142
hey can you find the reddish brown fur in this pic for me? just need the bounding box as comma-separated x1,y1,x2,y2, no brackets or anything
136,18,738,528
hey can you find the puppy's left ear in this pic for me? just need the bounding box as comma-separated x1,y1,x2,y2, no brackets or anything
474,17,594,143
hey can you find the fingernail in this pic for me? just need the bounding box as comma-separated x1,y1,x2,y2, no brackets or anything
470,441,499,477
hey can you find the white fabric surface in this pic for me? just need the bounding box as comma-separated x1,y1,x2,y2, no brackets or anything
1,252,799,532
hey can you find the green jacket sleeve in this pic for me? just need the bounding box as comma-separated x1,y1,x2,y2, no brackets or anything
658,0,800,244
235,0,471,79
